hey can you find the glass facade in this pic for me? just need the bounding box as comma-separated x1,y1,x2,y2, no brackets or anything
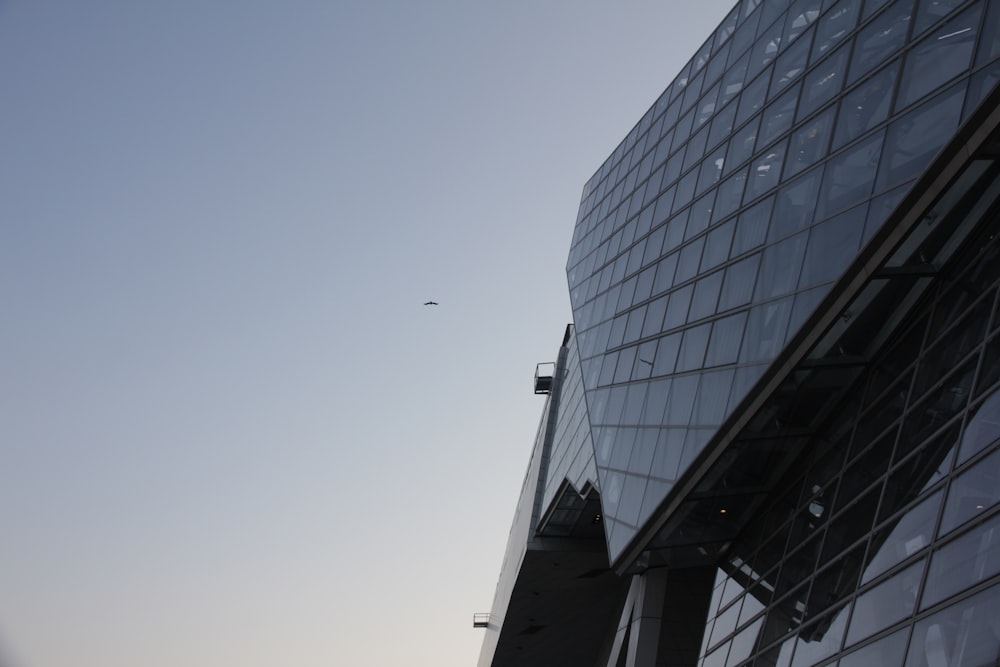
564,0,1000,562
480,1,1000,666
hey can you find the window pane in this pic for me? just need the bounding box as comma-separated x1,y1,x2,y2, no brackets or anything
726,114,762,173
907,582,1000,666
736,68,773,128
799,200,866,286
846,560,924,647
817,129,885,219
732,196,773,255
834,59,898,149
755,231,808,300
719,253,762,311
799,42,849,120
760,82,802,146
744,139,788,201
689,270,724,321
770,165,824,240
771,30,812,95
786,106,834,177
922,511,1000,609
706,311,748,366
677,322,711,371
876,82,966,191
897,3,983,109
811,0,861,61
848,0,915,84
741,297,793,363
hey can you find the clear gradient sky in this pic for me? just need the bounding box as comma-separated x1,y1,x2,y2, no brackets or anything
1,2,733,665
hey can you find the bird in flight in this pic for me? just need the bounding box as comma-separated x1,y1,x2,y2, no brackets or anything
424,301,439,306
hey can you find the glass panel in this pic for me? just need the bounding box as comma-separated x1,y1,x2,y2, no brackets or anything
703,220,736,271
760,83,803,146
721,51,751,110
817,129,885,219
838,627,907,667
674,236,705,283
833,59,899,150
786,107,834,177
864,490,943,584
941,447,1000,536
977,0,1000,66
745,139,788,202
845,560,924,646
652,332,681,376
958,388,1000,463
876,82,966,191
922,511,1000,609
719,253,762,311
677,322,711,371
799,42,849,120
732,196,773,255
726,114,762,173
783,0,822,46
714,167,748,223
748,15,785,81
914,0,967,37
706,311,748,367
698,145,728,195
897,3,983,109
798,201,866,287
664,284,694,330
772,31,812,95
736,68,774,128
770,166,824,240
755,231,809,300
811,0,861,61
689,270,724,321
906,581,1000,666
848,0,915,85
741,297,793,362
709,99,739,150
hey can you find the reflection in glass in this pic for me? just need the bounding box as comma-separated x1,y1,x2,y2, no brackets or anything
906,581,1000,667
811,0,861,61
849,0,914,84
897,3,982,109
833,60,898,149
845,560,924,646
941,447,1000,536
745,139,787,201
922,511,1000,609
798,200,865,286
816,129,884,219
876,82,966,191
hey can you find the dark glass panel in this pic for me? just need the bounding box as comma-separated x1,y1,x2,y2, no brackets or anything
755,231,809,300
772,29,812,95
798,201,866,286
976,0,1000,66
698,145,728,195
706,311,748,367
864,491,943,583
760,82,803,145
816,129,885,219
838,627,907,667
958,388,1000,463
719,253,762,311
811,0,862,61
702,219,736,271
913,0,967,37
770,166,824,240
640,296,668,339
876,81,967,191
941,447,1000,536
897,3,983,108
744,139,788,202
906,582,1000,667
709,99,739,150
848,0,915,85
732,196,774,255
726,114,763,173
740,296,793,362
675,237,704,285
713,167,748,223
799,43,849,120
748,13,785,81
845,560,924,646
664,284,694,330
783,0,822,46
833,59,897,148
677,322,711,371
652,332,681,377
736,68,774,127
922,512,1000,609
688,270,724,321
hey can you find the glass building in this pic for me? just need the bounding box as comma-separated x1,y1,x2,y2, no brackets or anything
478,1,1000,665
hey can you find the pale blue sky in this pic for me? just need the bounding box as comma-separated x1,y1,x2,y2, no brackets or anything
1,2,732,665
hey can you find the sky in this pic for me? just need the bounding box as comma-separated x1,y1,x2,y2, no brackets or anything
0,2,734,665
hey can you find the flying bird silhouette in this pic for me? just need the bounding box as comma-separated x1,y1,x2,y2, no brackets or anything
424,301,439,306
